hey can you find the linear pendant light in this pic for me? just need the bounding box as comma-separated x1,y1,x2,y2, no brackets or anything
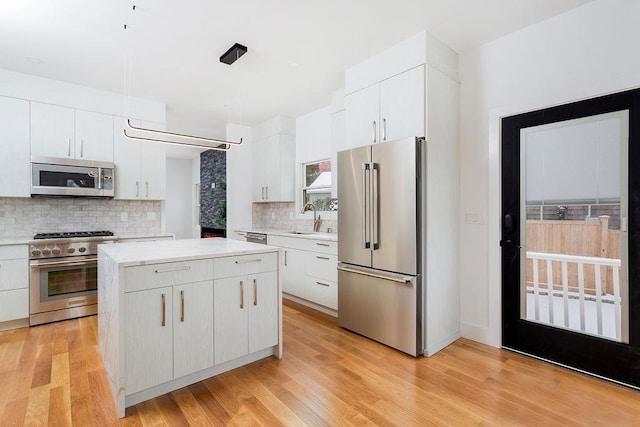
124,119,242,151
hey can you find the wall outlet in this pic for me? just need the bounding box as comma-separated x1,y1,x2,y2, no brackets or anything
147,212,156,220
120,212,128,222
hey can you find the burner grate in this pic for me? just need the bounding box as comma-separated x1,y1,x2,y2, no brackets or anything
33,230,114,240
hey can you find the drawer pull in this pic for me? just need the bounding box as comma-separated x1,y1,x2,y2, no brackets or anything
316,281,331,287
284,250,287,267
316,243,330,247
155,266,191,274
240,281,244,309
316,256,330,260
235,258,262,264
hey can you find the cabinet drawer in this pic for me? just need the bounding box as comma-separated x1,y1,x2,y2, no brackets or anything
125,259,214,292
305,253,337,282
268,235,337,255
0,258,29,291
304,276,337,310
0,245,28,260
214,252,278,279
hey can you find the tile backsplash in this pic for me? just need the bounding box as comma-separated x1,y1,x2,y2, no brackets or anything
0,197,162,238
252,202,337,233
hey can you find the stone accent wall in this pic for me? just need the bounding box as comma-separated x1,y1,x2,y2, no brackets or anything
200,150,227,230
252,202,337,233
0,197,162,238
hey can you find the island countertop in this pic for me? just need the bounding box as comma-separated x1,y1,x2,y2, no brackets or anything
98,237,281,266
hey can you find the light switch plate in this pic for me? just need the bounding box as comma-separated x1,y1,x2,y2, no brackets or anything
465,212,482,224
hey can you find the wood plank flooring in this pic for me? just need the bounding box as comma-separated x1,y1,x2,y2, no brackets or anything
1,300,640,426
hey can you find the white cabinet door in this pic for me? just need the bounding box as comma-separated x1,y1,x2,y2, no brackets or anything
345,84,379,149
0,288,29,323
113,117,142,199
140,138,166,200
0,97,30,197
0,259,29,291
74,110,114,161
248,271,278,353
282,248,305,298
379,65,425,142
173,281,214,378
330,110,345,198
125,287,173,394
252,134,295,202
214,276,249,364
113,117,166,200
30,102,75,159
252,138,267,201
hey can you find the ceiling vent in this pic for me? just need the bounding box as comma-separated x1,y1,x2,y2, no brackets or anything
220,43,247,65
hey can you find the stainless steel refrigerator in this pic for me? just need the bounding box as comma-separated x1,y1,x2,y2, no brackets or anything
337,136,424,356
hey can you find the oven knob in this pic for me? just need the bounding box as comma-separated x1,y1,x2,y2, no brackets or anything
31,249,42,257
52,247,61,255
67,248,76,254
78,247,87,253
42,249,51,255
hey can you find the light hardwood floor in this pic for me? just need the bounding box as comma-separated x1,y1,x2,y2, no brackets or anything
1,300,639,426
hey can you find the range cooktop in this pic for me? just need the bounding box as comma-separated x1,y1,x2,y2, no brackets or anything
33,230,114,240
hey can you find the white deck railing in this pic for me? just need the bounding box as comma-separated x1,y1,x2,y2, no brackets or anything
526,251,622,341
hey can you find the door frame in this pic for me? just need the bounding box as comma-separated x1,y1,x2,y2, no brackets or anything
501,88,640,387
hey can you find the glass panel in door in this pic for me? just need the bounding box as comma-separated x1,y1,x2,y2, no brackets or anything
520,111,629,342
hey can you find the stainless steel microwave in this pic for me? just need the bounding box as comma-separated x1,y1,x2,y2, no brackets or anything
31,156,115,197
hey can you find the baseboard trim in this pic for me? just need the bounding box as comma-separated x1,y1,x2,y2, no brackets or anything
425,331,461,356
282,293,337,317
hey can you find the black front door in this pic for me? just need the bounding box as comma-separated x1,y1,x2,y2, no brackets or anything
501,89,640,387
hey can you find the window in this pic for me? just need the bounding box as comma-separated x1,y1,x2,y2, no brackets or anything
302,159,336,211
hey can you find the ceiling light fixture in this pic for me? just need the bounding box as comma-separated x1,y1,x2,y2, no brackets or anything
124,119,240,151
220,43,247,65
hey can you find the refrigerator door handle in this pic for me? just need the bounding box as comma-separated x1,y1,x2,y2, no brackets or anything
371,162,379,250
361,163,370,249
338,264,413,284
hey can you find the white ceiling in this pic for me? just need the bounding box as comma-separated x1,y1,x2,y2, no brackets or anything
0,0,592,132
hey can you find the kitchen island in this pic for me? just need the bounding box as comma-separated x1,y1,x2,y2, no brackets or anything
97,238,282,418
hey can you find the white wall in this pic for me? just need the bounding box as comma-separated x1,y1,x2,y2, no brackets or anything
165,158,194,239
459,0,640,347
226,123,253,240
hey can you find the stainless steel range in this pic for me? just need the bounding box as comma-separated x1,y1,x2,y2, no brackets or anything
29,231,115,326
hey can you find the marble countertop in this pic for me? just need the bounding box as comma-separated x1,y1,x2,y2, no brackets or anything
236,228,337,242
99,238,280,266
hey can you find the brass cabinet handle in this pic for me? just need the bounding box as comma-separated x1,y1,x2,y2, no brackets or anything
316,256,330,260
180,290,185,322
240,281,244,309
382,118,387,141
161,293,166,326
253,278,257,306
145,181,149,197
136,181,139,197
265,186,268,200
261,187,265,200
316,242,330,247
80,140,84,157
284,250,287,267
316,281,330,287
67,138,71,157
154,266,190,274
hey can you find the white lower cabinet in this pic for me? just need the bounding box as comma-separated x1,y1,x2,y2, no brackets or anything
268,235,337,311
281,248,305,298
0,245,29,325
125,280,215,393
214,270,278,365
125,286,174,394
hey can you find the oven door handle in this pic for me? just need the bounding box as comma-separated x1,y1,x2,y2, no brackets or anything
30,257,97,268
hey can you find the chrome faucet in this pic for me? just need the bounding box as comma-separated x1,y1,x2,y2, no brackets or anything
301,202,321,232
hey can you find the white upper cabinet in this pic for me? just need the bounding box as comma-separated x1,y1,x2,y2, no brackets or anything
252,132,295,202
74,109,114,162
31,102,114,161
345,65,425,149
113,117,166,200
0,96,30,197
